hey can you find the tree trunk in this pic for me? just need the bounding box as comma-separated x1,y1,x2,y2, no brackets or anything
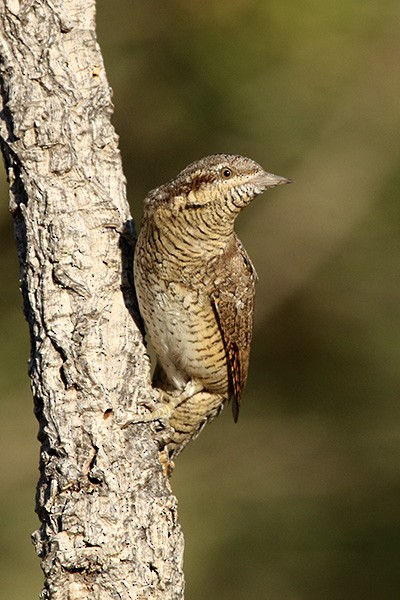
0,1,184,598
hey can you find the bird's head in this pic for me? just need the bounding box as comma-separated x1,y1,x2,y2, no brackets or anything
145,154,291,216
143,155,291,244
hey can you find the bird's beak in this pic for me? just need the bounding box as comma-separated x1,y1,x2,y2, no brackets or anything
252,171,293,189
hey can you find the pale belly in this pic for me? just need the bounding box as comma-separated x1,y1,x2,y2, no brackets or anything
138,284,229,396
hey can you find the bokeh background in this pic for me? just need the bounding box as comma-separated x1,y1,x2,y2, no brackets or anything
1,1,400,598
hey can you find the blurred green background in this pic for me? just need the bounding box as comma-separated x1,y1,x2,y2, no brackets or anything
1,1,400,598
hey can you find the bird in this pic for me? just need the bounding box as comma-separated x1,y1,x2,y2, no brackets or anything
134,154,291,459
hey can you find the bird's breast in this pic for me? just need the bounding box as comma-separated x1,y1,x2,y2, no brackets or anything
135,266,229,396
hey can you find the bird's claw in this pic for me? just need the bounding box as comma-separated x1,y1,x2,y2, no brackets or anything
121,401,173,429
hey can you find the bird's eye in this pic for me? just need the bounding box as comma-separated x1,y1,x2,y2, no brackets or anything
221,168,232,179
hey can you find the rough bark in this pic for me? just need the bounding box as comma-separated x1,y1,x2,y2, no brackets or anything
0,1,184,598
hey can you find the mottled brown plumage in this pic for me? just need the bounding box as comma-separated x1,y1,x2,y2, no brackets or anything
134,154,290,458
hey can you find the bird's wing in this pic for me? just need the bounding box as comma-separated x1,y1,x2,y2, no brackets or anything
210,235,257,422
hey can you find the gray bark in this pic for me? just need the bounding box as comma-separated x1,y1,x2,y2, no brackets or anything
0,1,184,598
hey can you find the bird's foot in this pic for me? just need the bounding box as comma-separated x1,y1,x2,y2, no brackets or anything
120,381,202,428
120,390,174,429
158,448,175,478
